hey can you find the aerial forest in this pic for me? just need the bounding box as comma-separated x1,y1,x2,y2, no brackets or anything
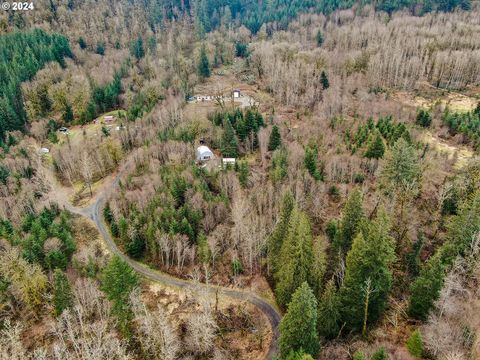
0,0,480,359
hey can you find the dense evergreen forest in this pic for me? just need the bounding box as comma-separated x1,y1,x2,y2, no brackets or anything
194,0,472,33
443,104,480,150
0,29,71,141
128,0,474,33
1,0,474,36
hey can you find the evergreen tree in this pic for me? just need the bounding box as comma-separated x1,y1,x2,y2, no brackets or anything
22,219,48,265
96,42,105,55
63,103,74,123
408,253,445,320
118,217,129,244
103,203,114,224
304,145,323,181
416,109,432,128
316,30,324,47
235,42,248,58
171,177,188,208
197,45,211,79
406,329,423,357
147,36,157,53
335,189,364,255
131,36,145,60
406,234,423,276
36,83,52,115
46,250,68,270
320,71,330,90
271,148,289,182
364,131,385,159
409,192,480,320
0,165,10,185
381,138,421,197
111,221,119,237
53,269,73,316
441,190,480,263
126,231,146,258
197,233,210,264
78,37,87,49
268,191,295,276
268,125,282,151
339,210,395,331
275,207,315,308
317,279,340,339
245,109,258,135
101,255,138,332
221,118,239,158
325,219,338,242
371,348,387,360
279,282,319,359
237,161,249,187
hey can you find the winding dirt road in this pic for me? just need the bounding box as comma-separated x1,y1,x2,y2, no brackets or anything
64,172,281,359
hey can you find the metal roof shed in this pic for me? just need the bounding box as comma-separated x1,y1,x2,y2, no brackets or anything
196,146,214,161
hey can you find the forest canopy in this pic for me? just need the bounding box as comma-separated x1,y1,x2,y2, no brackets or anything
0,29,71,141
192,0,472,34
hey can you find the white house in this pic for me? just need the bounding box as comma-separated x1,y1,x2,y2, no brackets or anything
196,145,214,161
233,89,241,98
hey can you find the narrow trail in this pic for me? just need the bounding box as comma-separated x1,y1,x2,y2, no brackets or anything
64,171,281,359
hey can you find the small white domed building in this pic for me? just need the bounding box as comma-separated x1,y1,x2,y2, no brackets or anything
196,145,214,161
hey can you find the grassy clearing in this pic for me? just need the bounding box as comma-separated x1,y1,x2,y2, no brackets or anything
394,90,478,112
420,131,474,169
57,110,126,146
71,177,109,207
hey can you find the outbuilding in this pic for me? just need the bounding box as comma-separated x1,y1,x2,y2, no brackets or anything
233,89,241,98
104,115,114,123
222,158,236,166
196,145,214,161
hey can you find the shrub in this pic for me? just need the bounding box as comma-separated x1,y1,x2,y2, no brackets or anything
416,109,432,128
328,185,341,201
371,347,387,360
406,329,423,357
353,351,366,360
232,258,243,276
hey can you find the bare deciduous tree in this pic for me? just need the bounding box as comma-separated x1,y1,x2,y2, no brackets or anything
130,289,179,360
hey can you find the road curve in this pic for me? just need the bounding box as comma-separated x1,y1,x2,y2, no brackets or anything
67,173,281,359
